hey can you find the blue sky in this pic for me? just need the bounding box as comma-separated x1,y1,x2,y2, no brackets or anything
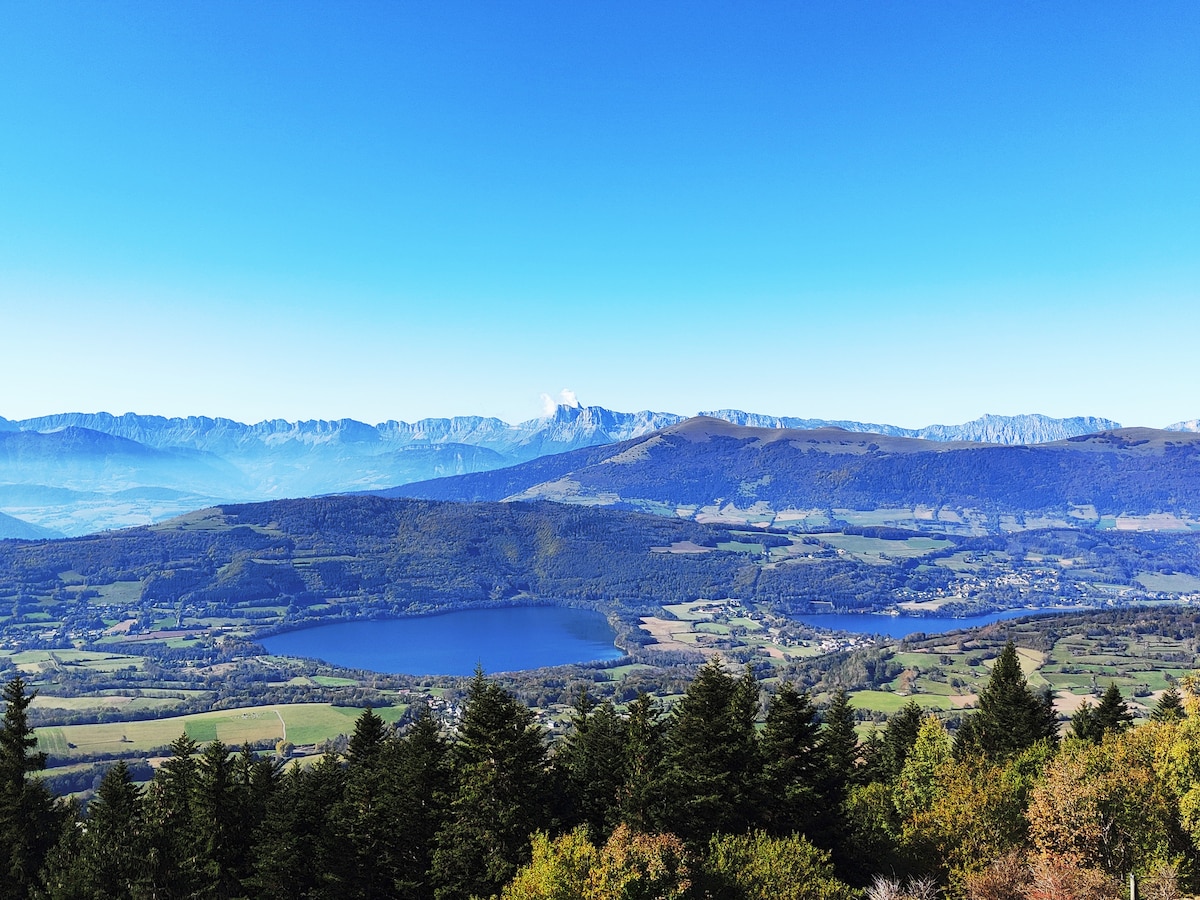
2,2,1196,428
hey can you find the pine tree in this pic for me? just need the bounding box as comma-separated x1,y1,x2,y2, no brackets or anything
881,700,924,779
660,658,761,844
817,689,861,806
249,753,347,900
392,707,451,900
337,709,409,900
1091,682,1133,737
0,676,59,900
616,692,667,833
1069,700,1098,742
431,669,550,900
345,705,389,765
759,681,821,836
1152,687,1186,723
192,740,241,899
65,761,149,899
956,641,1058,760
557,688,628,840
144,733,202,899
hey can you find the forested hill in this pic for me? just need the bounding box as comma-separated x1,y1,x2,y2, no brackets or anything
7,495,1200,645
0,496,758,624
388,418,1200,531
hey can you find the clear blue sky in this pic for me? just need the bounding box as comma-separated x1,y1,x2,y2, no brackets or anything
2,2,1197,428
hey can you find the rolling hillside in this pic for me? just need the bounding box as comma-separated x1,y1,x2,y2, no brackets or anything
390,417,1200,534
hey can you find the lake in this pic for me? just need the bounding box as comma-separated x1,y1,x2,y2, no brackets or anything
260,606,624,675
793,608,1062,640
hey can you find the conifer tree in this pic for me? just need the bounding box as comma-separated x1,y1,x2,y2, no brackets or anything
192,739,242,899
144,733,202,898
0,676,59,900
557,688,628,840
431,668,550,900
1152,686,1185,723
817,689,861,806
759,681,821,836
337,709,410,900
881,700,924,780
345,705,389,765
1091,682,1133,737
660,658,761,844
66,761,148,899
617,692,667,833
249,753,347,900
1069,700,1099,742
392,707,451,900
955,641,1058,760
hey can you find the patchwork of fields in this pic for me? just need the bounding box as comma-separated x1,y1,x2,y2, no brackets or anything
34,701,408,759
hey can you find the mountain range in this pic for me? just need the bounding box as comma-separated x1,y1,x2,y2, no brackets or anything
388,417,1200,536
0,403,1187,536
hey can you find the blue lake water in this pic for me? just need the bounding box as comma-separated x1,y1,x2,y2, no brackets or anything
794,608,1062,640
260,606,624,676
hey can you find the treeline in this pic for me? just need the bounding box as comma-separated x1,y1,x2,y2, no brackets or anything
4,643,1200,900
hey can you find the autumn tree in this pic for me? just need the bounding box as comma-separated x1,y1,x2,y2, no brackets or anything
1027,733,1185,877
499,825,692,900
702,831,858,900
893,716,951,822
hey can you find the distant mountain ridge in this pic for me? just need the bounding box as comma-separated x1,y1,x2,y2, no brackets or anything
699,410,1123,444
390,417,1200,535
0,403,1178,536
6,405,1134,455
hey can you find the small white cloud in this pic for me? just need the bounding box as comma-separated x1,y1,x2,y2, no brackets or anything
540,389,581,416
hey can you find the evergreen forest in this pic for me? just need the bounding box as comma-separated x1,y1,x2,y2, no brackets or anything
4,642,1200,900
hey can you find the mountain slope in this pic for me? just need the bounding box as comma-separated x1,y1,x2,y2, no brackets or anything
391,418,1200,533
0,405,1150,535
0,511,61,540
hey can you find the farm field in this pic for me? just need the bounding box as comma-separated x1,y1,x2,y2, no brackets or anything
35,701,409,760
845,609,1200,724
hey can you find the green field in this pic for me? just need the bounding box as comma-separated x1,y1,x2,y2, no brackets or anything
35,702,409,758
848,691,955,714
662,601,719,621
817,533,953,562
1136,572,1200,593
874,612,1200,723
6,649,146,675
